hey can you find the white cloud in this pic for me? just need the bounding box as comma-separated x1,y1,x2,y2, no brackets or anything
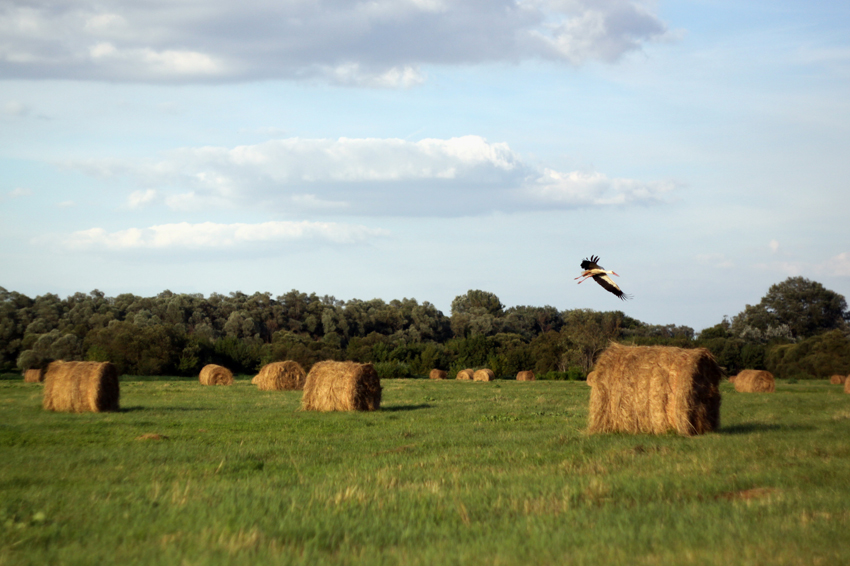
524,169,675,206
769,239,779,253
61,220,389,251
7,187,31,198
0,0,668,84
818,252,850,277
3,100,30,116
67,135,673,216
127,189,157,208
56,200,76,208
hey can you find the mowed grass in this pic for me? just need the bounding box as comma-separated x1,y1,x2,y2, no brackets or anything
1,375,849,566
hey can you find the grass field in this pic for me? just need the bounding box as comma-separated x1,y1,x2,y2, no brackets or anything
1,375,849,565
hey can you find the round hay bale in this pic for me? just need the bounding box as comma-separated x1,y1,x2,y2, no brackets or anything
42,361,120,413
733,370,775,393
24,368,46,383
473,369,495,382
456,369,474,381
301,361,382,412
253,361,307,391
845,376,850,394
829,374,845,385
516,370,535,381
199,364,234,386
429,369,448,380
588,343,721,436
586,371,597,386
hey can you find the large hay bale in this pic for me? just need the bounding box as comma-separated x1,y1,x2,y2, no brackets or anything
429,369,447,380
845,376,850,394
829,374,845,385
588,343,721,436
199,364,234,386
253,361,306,391
456,369,474,381
473,368,495,382
517,370,535,381
734,370,775,393
24,368,45,383
301,361,381,412
42,361,120,413
586,371,597,386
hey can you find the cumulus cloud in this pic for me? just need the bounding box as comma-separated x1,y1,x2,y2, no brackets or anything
7,187,31,198
818,252,850,277
0,0,668,84
127,189,157,208
70,135,673,216
61,220,388,251
3,100,30,116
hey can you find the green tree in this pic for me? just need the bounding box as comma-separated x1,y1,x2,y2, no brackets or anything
731,277,848,340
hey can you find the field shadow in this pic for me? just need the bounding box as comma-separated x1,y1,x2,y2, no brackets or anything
382,403,432,412
720,423,814,435
119,406,213,413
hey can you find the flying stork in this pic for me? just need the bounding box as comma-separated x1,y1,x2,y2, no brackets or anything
575,255,631,301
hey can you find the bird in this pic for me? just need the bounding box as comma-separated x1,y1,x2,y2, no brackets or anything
575,255,631,300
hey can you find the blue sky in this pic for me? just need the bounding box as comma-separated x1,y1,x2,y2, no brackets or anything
1,0,849,332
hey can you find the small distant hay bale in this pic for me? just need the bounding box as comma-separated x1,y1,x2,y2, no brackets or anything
733,370,775,393
517,370,535,381
253,361,306,391
586,371,596,386
429,369,447,380
199,364,233,386
473,369,496,382
42,361,120,413
456,369,474,381
588,343,721,436
829,374,845,385
24,368,46,383
845,376,850,394
301,361,382,412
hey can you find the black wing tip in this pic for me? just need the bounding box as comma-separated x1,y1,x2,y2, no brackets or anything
580,254,601,269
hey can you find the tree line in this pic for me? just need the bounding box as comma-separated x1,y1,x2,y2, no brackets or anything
1,277,848,379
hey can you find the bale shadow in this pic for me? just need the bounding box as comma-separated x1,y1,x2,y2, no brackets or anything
720,423,813,434
381,403,432,412
119,406,214,413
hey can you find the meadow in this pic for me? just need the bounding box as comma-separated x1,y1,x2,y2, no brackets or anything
1,375,849,565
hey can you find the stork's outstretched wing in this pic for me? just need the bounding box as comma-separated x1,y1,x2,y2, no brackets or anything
592,273,631,301
580,255,602,270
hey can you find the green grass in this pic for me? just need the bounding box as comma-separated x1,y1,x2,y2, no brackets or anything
1,376,849,565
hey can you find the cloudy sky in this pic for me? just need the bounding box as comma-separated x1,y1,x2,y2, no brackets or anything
1,0,849,331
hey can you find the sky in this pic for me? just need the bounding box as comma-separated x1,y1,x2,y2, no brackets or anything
1,0,849,332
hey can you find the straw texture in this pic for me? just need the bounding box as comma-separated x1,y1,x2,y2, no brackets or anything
199,364,234,386
253,361,306,391
301,361,382,412
473,369,495,382
588,343,721,436
516,371,535,381
429,369,448,380
42,361,120,413
733,370,775,393
24,368,45,383
456,369,474,381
